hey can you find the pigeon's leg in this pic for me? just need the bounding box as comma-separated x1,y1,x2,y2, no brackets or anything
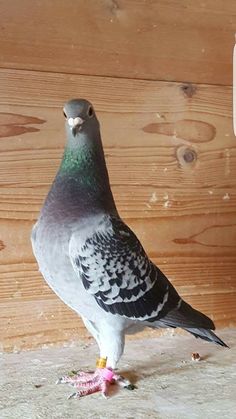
57,319,109,397
57,322,135,398
57,317,102,389
98,325,136,391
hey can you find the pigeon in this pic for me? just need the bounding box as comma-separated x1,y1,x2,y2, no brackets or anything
31,99,227,399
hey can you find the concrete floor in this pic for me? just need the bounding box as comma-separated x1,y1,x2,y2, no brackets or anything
1,329,236,419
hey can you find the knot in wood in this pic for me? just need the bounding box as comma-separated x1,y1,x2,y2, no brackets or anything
176,146,197,168
183,148,197,163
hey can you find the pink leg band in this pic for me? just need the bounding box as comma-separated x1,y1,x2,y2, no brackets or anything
102,368,114,382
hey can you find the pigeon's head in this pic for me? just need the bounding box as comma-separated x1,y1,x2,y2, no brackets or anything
63,99,99,139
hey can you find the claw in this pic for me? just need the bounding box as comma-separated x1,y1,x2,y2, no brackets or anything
67,392,79,400
116,374,136,390
56,378,63,385
124,383,137,390
56,376,70,385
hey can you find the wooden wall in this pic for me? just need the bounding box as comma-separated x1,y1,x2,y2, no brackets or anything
0,0,236,352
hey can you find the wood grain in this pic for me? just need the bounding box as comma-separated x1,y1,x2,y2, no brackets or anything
0,0,235,85
0,68,235,351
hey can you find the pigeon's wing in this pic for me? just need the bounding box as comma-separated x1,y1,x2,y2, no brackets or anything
69,215,180,322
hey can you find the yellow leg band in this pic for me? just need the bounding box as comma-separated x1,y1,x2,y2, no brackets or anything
96,357,107,368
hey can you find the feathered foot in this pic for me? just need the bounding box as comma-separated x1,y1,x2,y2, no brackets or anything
57,368,136,399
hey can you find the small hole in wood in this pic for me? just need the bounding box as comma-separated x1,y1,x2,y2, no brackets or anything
180,83,196,98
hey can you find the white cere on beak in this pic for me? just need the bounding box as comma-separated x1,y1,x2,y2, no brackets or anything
68,117,84,127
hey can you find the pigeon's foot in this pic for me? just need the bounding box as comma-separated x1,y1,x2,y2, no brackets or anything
57,368,136,399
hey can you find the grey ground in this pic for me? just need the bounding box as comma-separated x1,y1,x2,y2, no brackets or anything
1,329,236,419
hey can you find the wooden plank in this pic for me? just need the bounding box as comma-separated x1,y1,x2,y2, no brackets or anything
0,0,235,85
0,68,235,351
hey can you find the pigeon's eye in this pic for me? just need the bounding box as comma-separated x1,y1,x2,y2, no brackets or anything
87,106,94,118
63,110,67,118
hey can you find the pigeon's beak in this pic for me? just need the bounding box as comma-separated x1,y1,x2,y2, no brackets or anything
67,117,84,135
68,117,84,128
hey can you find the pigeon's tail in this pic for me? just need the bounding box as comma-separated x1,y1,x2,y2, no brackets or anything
155,299,228,348
184,327,228,347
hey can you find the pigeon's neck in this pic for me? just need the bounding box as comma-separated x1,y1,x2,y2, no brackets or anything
44,138,117,219
59,140,107,189
60,142,97,176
